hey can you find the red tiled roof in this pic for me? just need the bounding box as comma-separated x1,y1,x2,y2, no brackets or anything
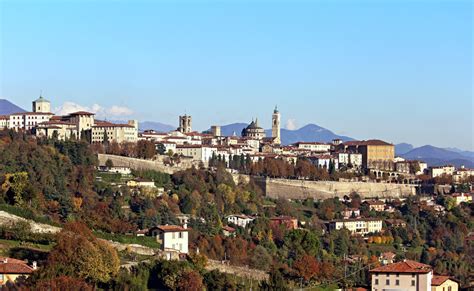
380,252,396,259
93,120,134,128
370,260,431,274
223,226,236,232
344,139,393,146
431,275,451,286
68,111,95,116
0,258,34,274
155,225,188,232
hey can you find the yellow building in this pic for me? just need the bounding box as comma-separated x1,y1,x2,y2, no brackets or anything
329,218,383,235
341,140,395,170
0,257,36,286
431,275,458,291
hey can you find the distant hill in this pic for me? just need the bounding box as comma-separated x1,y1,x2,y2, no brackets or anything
443,147,474,159
0,99,26,115
138,121,175,132
215,123,354,145
111,120,175,132
401,145,474,168
395,143,414,156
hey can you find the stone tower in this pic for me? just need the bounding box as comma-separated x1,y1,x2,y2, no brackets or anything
272,106,281,144
32,95,51,113
178,115,192,133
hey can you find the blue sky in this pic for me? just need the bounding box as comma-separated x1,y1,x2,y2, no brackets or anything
1,0,472,149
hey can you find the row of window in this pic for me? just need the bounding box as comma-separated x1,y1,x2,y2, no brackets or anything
374,279,415,286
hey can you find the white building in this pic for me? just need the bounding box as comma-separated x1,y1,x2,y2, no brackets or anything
91,120,138,144
338,152,363,169
453,166,474,182
294,142,331,152
328,218,383,235
226,214,255,228
429,166,455,178
370,260,433,291
150,225,189,255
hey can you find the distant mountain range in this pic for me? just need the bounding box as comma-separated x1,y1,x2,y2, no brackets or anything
212,123,354,145
0,99,26,115
398,144,474,168
112,120,175,132
2,98,472,168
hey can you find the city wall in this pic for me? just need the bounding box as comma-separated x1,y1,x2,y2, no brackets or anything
257,178,416,200
98,154,200,175
98,154,416,199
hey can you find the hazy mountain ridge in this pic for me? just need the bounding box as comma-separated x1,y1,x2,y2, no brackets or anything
216,123,354,145
0,99,26,115
400,145,474,168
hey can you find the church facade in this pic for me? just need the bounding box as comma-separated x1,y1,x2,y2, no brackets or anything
241,107,281,144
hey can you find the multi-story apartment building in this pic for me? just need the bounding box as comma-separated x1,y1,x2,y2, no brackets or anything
91,120,138,144
339,140,395,170
328,218,383,235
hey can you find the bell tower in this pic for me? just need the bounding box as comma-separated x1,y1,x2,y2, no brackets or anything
272,106,281,144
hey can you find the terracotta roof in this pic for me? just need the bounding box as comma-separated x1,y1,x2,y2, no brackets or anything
380,252,396,259
154,225,188,232
431,275,452,286
344,139,393,146
370,260,432,274
68,111,95,116
0,258,34,274
223,226,236,232
93,120,134,128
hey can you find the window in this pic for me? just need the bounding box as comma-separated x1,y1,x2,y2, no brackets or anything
374,279,378,285
386,280,390,285
411,280,415,286
396,273,399,277
396,280,399,286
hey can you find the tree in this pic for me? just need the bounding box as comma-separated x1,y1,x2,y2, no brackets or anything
260,268,287,290
105,159,114,168
43,222,120,283
177,270,203,291
31,276,93,291
250,245,273,271
293,255,320,282
156,143,166,155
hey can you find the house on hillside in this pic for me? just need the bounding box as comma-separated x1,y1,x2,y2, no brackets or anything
370,260,433,291
270,216,298,230
226,214,255,228
0,257,36,286
126,178,156,188
149,225,189,257
431,276,458,291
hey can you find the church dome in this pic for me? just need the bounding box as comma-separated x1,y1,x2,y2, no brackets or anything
34,95,50,103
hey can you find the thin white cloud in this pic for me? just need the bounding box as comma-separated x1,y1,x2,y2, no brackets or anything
107,105,133,116
54,102,133,118
286,118,298,130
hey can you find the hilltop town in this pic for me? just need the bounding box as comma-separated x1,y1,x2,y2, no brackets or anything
0,95,472,290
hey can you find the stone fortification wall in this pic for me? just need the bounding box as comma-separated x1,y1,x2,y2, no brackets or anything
261,178,416,200
98,154,200,174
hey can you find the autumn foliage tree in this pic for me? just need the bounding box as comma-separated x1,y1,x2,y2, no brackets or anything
43,222,120,284
293,255,320,282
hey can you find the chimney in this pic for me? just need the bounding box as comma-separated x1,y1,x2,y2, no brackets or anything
183,223,187,229
32,261,37,270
